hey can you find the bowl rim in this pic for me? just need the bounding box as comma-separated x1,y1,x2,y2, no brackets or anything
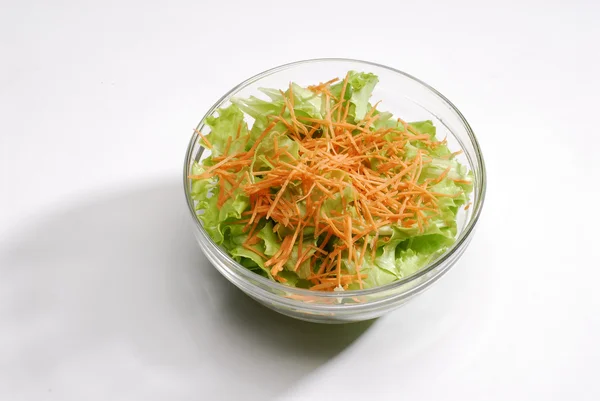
183,57,487,299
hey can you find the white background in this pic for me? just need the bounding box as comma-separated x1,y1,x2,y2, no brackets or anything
1,0,599,400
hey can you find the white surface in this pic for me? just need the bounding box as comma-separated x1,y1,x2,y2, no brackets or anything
1,0,599,400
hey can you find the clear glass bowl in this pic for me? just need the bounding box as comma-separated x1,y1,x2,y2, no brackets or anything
183,59,486,323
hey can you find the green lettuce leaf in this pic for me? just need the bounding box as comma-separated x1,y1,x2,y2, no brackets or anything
348,71,379,120
329,71,379,122
204,104,248,157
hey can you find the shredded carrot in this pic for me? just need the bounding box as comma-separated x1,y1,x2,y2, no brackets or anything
195,129,213,149
223,136,232,157
371,232,379,261
308,77,339,93
356,239,368,289
242,243,267,260
235,123,243,140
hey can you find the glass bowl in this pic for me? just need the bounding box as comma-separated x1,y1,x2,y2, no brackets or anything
183,58,486,323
